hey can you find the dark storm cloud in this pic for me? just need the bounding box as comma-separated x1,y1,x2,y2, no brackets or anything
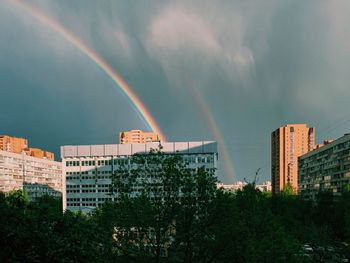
1,0,350,182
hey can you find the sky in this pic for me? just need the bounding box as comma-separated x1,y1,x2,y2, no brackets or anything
1,0,350,183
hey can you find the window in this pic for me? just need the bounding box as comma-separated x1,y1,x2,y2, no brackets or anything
66,160,79,167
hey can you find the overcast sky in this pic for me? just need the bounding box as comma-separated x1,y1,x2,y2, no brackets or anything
1,0,350,183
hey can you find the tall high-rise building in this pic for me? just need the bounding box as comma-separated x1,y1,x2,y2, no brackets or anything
61,141,218,212
271,124,315,194
0,135,28,153
119,130,160,144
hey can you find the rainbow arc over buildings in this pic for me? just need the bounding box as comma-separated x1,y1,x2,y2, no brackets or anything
192,89,236,181
8,0,166,142
8,0,237,181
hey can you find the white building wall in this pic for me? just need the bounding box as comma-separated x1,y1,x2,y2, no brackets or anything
0,150,62,200
61,141,218,212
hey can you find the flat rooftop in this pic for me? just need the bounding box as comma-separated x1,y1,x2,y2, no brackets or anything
61,141,217,158
300,133,350,159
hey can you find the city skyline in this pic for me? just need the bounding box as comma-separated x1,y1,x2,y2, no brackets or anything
1,0,350,183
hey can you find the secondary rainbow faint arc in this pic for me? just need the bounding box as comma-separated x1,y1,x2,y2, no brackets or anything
8,0,166,142
192,89,236,181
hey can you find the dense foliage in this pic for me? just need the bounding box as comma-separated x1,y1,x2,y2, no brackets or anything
1,153,350,262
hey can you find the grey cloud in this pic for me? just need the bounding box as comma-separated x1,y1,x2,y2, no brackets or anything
1,0,350,182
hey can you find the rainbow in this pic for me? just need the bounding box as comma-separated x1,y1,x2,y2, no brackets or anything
7,0,236,180
8,0,166,142
192,89,236,181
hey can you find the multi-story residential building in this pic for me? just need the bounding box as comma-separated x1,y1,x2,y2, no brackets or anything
314,140,334,150
299,133,350,199
271,124,315,194
0,135,54,160
119,130,160,144
61,141,218,212
0,150,62,201
0,135,28,153
23,147,55,160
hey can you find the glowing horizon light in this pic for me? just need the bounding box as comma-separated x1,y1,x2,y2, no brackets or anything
8,0,167,142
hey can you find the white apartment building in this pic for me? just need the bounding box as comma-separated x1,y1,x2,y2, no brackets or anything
256,181,272,192
0,150,62,200
217,182,247,192
217,181,272,193
61,141,218,212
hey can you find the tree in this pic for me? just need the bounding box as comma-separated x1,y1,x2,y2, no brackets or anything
47,211,105,263
7,189,30,209
106,149,218,262
281,183,295,196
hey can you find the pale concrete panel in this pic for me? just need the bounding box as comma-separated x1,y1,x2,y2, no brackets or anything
77,146,91,156
132,144,147,154
146,142,161,153
90,145,104,156
61,146,78,158
119,144,132,156
175,142,189,153
189,142,203,154
105,144,118,156
161,142,174,153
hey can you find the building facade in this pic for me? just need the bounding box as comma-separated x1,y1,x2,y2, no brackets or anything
0,135,28,153
271,124,315,194
0,135,54,160
256,181,272,192
61,141,218,212
23,147,55,160
217,181,272,193
299,134,350,199
0,150,62,200
119,130,160,144
217,182,247,192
